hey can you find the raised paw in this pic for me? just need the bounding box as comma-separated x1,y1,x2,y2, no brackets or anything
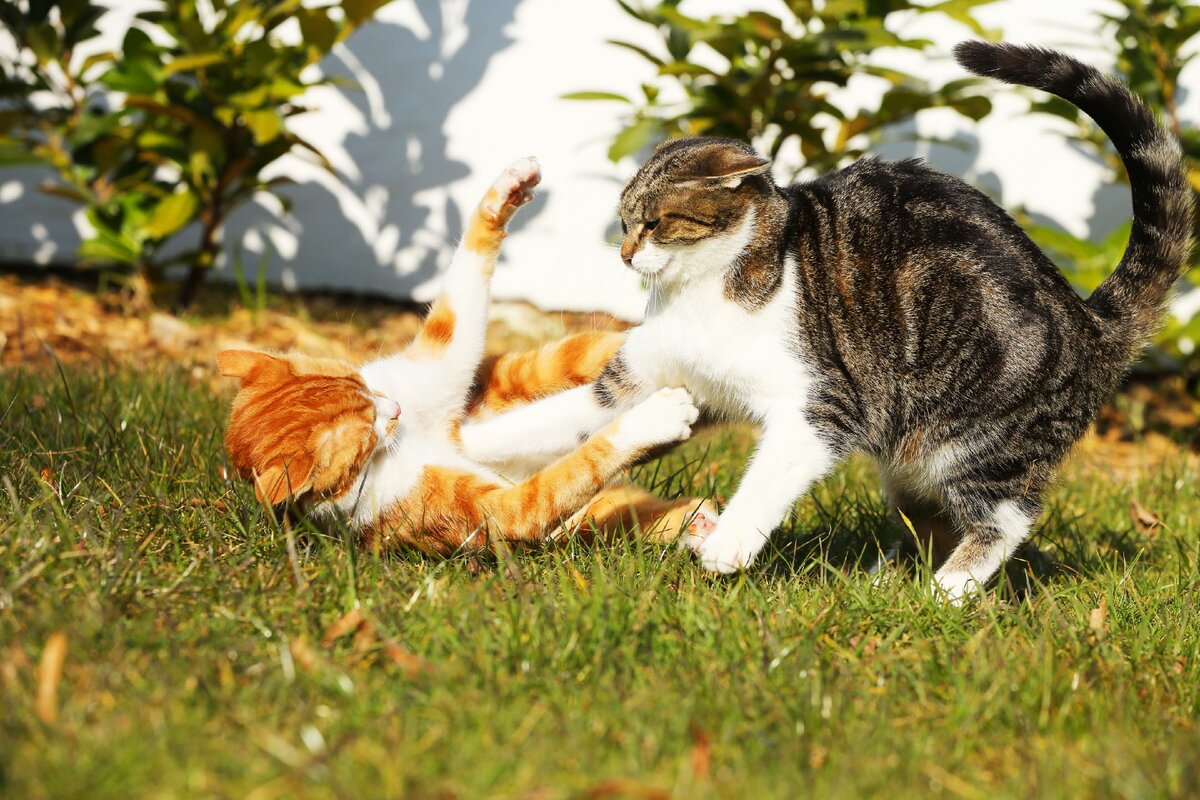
607,387,699,452
480,156,541,227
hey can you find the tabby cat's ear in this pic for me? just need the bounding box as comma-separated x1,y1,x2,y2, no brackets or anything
677,148,772,189
218,350,279,380
253,459,313,506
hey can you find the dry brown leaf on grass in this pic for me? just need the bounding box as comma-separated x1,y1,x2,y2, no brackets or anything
320,608,365,648
1073,431,1198,482
689,724,711,780
382,642,433,678
1089,597,1109,640
1130,499,1162,534
1,275,625,378
148,312,198,353
320,607,433,676
35,631,67,724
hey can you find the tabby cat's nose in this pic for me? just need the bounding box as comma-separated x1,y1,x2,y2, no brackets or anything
620,241,637,265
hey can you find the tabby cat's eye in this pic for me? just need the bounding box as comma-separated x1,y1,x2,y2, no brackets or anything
645,219,660,231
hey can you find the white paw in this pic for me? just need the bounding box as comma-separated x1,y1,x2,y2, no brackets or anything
481,157,541,220
695,527,758,574
932,569,983,605
608,388,698,452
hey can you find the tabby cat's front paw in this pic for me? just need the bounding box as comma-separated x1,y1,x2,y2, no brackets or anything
607,388,698,452
694,528,759,574
481,157,541,227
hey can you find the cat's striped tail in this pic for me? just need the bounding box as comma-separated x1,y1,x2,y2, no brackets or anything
954,41,1194,349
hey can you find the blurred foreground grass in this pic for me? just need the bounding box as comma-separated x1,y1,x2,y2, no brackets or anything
1,365,1198,799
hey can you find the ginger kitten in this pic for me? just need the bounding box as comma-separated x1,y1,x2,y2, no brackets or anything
461,44,1193,599
220,160,717,554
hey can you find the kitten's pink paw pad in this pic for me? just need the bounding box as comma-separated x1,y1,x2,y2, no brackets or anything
482,157,541,222
689,508,718,537
678,501,719,552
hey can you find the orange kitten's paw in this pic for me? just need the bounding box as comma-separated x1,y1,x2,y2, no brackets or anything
481,157,541,227
677,500,719,550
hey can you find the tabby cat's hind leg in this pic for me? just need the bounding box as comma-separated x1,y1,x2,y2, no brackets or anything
934,492,1040,603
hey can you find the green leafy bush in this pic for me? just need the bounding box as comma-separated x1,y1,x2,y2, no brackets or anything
0,0,392,305
1021,0,1200,373
569,0,998,170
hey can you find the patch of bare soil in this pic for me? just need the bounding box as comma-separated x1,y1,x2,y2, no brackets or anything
0,274,627,375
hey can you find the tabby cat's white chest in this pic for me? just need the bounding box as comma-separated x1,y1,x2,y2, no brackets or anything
632,260,810,420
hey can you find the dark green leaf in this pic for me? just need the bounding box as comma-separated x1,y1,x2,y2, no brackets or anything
298,8,339,54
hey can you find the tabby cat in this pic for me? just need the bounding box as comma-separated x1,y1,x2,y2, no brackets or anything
220,159,717,554
461,43,1193,599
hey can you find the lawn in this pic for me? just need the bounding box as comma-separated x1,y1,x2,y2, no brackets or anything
2,363,1198,799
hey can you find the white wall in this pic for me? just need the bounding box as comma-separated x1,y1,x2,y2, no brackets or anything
1,0,1197,323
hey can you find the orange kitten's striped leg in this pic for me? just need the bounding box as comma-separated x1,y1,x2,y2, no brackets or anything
477,388,698,542
469,331,627,417
407,158,541,410
567,484,719,545
363,388,699,554
458,335,651,467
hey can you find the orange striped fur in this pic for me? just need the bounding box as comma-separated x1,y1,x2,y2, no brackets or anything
218,350,379,505
472,331,626,416
361,416,710,555
219,334,710,555
414,300,456,352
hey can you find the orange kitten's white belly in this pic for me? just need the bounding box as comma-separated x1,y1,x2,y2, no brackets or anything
319,355,507,528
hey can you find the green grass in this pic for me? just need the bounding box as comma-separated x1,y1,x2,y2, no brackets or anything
2,365,1199,799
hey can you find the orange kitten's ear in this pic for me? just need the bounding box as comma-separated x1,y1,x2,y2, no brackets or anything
253,459,314,506
218,350,278,380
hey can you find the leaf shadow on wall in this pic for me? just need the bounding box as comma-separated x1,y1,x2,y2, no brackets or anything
223,0,534,300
